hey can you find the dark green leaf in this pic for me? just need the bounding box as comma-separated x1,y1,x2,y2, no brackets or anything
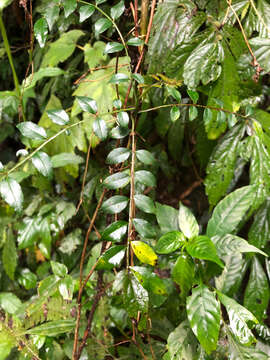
26,320,75,336
93,117,108,140
101,195,129,214
106,147,131,164
124,273,148,318
132,73,144,83
50,260,68,277
178,202,199,239
217,291,258,345
96,245,126,270
63,0,77,18
109,73,129,84
156,231,185,254
127,37,144,46
43,4,59,31
172,254,194,298
95,18,112,35
17,218,38,249
167,86,181,102
134,194,156,214
101,221,128,242
51,153,83,168
130,266,167,296
0,177,23,211
133,218,156,238
156,202,179,234
104,42,124,54
34,18,48,48
2,228,17,280
228,113,238,128
170,106,180,122
187,89,199,103
187,285,220,353
189,106,198,121
110,125,130,139
135,170,156,187
103,171,130,189
110,0,125,20
32,151,53,179
244,256,270,322
206,186,256,237
203,108,213,131
47,109,69,125
18,269,37,290
136,149,155,165
59,275,74,301
79,4,95,22
77,96,98,114
205,123,245,205
17,121,47,140
248,199,270,249
186,235,224,268
117,111,129,127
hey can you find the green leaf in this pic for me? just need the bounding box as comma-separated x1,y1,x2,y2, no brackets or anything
228,113,238,128
44,3,60,30
212,234,267,258
34,18,48,48
248,199,270,249
187,285,220,353
156,231,185,254
96,245,126,270
204,123,245,205
22,67,65,91
132,218,156,238
187,89,199,103
63,0,77,18
0,331,15,360
124,273,148,318
132,73,144,83
186,235,224,268
17,217,38,249
136,149,155,165
217,291,258,345
130,266,167,296
206,186,256,237
156,202,179,234
103,171,130,190
2,228,17,280
104,42,124,54
32,151,53,179
170,106,180,122
59,275,74,301
183,40,224,89
77,96,98,114
93,117,108,140
117,111,129,127
79,4,95,22
26,320,75,336
17,121,47,140
110,125,130,139
47,109,69,125
50,260,68,277
59,229,82,255
244,256,270,322
101,221,128,242
131,241,157,266
127,37,144,46
106,147,130,164
109,73,129,84
0,177,23,211
167,86,182,102
0,292,21,314
134,194,156,214
178,202,199,239
189,106,198,121
172,254,194,298
51,153,84,168
135,170,156,187
113,99,122,109
101,195,129,214
0,0,12,11
111,0,125,20
18,268,37,290
203,108,213,132
95,18,112,35
41,30,84,67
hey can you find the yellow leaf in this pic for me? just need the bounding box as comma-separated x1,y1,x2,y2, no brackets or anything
131,241,157,266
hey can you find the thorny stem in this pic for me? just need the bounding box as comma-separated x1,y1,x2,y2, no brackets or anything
0,13,26,121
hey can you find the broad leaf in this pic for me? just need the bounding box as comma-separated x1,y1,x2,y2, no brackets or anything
17,217,38,249
186,235,224,268
101,195,129,214
63,0,77,18
244,256,270,322
17,121,47,140
51,260,68,277
156,231,185,254
117,111,129,127
101,221,128,242
18,269,37,290
76,96,98,114
248,199,270,249
0,292,21,314
135,170,156,187
156,202,179,234
187,285,220,353
103,171,130,190
106,147,131,164
47,109,69,125
111,0,125,20
95,18,112,35
131,241,158,266
32,151,53,179
109,73,129,84
79,4,95,22
205,123,245,205
93,117,108,140
96,245,126,270
26,320,75,336
217,291,258,345
206,186,256,237
130,266,167,297
51,153,83,168
59,275,74,301
134,194,156,214
34,18,48,48
0,177,23,211
136,149,156,165
172,254,194,299
124,273,148,318
178,202,199,239
132,218,156,238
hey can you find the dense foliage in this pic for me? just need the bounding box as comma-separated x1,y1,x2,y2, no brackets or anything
1,0,270,358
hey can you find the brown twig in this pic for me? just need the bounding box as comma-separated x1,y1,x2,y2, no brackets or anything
179,180,203,200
